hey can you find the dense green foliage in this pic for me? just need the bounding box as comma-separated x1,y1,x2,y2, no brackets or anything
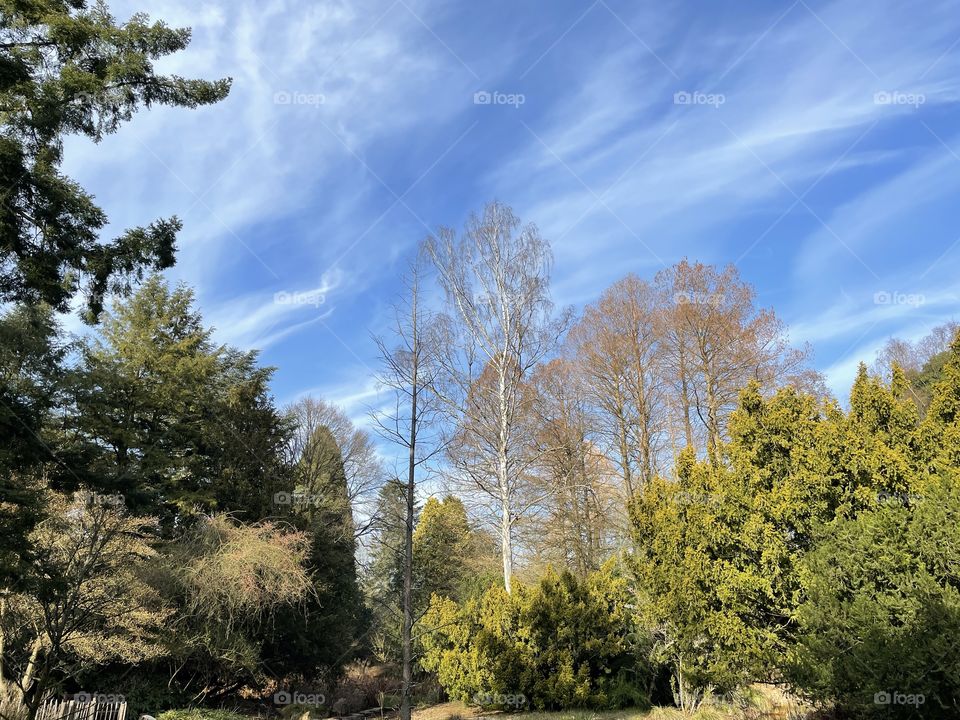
628,383,840,706
0,0,230,317
263,425,367,680
788,486,960,718
365,481,408,662
0,305,66,587
411,329,960,715
782,338,960,717
420,561,654,711
413,496,499,605
0,2,372,715
626,335,960,716
0,280,365,712
0,0,229,635
365,493,497,663
70,276,291,523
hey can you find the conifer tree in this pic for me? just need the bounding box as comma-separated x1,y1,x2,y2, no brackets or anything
0,0,230,316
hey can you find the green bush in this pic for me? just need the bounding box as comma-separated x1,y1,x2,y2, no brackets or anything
419,560,653,710
787,480,960,718
157,709,250,720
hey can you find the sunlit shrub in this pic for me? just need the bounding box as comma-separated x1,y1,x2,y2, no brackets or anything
419,560,653,710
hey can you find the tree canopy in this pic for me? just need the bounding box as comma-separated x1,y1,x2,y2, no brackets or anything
0,0,230,317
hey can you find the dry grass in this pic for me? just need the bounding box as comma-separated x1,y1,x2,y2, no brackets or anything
413,706,648,720
410,685,813,720
412,702,484,720
732,685,812,720
0,681,28,720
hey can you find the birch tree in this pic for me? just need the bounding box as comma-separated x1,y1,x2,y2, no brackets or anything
425,201,568,593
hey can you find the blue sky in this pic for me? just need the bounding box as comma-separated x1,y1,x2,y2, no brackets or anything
63,0,960,424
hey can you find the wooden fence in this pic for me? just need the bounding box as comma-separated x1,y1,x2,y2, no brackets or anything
36,696,127,720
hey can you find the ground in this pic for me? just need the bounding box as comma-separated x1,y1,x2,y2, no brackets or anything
411,686,811,720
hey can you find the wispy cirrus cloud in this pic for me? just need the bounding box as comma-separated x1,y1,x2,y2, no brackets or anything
204,269,342,350
57,0,960,407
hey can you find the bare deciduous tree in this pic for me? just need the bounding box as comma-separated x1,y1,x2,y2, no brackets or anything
286,397,386,538
873,320,960,414
567,274,667,497
370,253,443,720
425,201,569,594
526,359,623,576
655,260,809,465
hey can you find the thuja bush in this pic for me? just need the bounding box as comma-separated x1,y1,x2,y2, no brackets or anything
419,560,655,710
786,480,960,719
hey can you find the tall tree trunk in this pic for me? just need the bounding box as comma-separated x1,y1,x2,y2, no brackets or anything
704,374,721,467
21,635,42,695
399,300,420,720
498,362,513,594
678,342,694,451
21,634,43,720
581,457,595,573
631,318,654,487
0,596,6,686
617,416,634,500
677,654,686,712
500,485,513,594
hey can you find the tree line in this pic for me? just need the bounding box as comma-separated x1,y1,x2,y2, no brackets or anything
3,3,959,720
0,281,373,716
367,201,960,719
388,201,818,596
